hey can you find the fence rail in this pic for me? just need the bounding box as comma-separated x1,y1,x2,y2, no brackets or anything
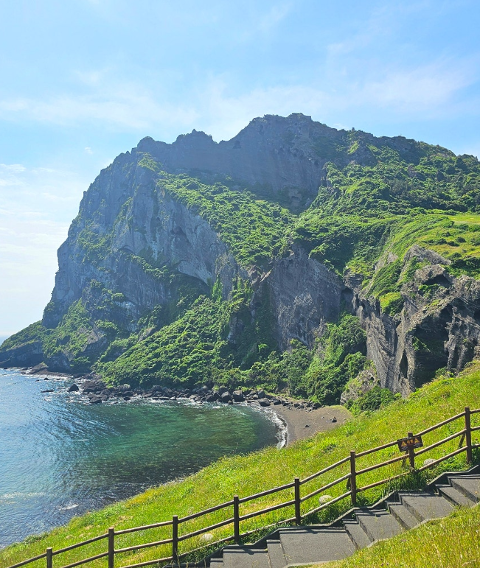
7,406,480,568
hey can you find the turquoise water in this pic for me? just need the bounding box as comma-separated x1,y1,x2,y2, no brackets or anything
0,370,279,548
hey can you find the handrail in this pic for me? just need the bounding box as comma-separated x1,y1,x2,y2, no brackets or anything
53,536,109,556
6,406,479,568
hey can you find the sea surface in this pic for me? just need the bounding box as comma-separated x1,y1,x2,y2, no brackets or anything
0,369,279,548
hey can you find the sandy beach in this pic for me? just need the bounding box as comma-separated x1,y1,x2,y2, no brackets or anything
272,404,352,446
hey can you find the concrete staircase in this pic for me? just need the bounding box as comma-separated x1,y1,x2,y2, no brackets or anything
208,469,480,568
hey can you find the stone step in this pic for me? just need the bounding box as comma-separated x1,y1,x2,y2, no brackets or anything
355,509,403,542
343,520,372,550
437,484,476,507
449,475,480,502
400,492,454,522
387,503,420,530
278,527,356,564
209,473,480,568
266,540,286,568
221,547,270,568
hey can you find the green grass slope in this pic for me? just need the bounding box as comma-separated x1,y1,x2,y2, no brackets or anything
1,364,480,568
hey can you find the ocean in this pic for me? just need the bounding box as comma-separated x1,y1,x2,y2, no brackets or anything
0,369,279,548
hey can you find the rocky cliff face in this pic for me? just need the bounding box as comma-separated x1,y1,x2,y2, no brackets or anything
343,247,480,395
2,113,480,400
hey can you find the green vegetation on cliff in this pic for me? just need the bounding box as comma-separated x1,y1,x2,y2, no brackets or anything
0,321,46,351
2,120,480,404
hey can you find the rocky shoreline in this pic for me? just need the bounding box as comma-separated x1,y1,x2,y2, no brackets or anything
21,366,349,446
73,376,321,410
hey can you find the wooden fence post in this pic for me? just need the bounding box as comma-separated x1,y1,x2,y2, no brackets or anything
294,478,301,525
465,407,473,464
46,548,52,568
407,432,415,469
233,496,240,544
350,451,357,507
108,528,115,568
172,515,179,565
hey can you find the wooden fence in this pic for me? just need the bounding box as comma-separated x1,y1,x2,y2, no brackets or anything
7,407,480,568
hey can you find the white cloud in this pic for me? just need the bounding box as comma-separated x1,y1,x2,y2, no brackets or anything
0,83,199,131
0,163,27,173
198,56,478,141
360,61,474,111
0,163,87,334
84,146,93,154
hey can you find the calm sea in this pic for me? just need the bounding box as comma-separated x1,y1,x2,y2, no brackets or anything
0,369,279,548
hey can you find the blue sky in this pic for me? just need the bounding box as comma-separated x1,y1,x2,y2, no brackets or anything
1,0,480,338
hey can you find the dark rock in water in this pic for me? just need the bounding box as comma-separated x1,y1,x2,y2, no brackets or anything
27,363,49,374
205,394,216,402
232,390,244,402
220,391,232,403
41,389,54,393
259,398,271,407
68,384,80,392
88,395,103,404
82,380,106,394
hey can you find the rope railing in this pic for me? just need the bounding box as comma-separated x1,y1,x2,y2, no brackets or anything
7,406,479,568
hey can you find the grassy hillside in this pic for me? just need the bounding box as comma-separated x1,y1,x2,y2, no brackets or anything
1,363,479,568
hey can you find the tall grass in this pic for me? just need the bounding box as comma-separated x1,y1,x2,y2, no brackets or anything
1,363,480,568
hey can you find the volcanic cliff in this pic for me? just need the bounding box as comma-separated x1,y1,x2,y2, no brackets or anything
2,113,480,404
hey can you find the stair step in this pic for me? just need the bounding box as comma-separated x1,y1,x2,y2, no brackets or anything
209,559,223,568
266,540,286,568
400,492,454,521
343,520,372,550
437,484,476,507
355,509,403,541
449,476,480,502
278,527,356,564
387,503,420,529
222,547,270,568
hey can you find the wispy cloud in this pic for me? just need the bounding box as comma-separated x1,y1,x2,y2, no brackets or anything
0,163,85,335
0,81,198,131
360,60,476,111
257,2,292,33
198,54,479,141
